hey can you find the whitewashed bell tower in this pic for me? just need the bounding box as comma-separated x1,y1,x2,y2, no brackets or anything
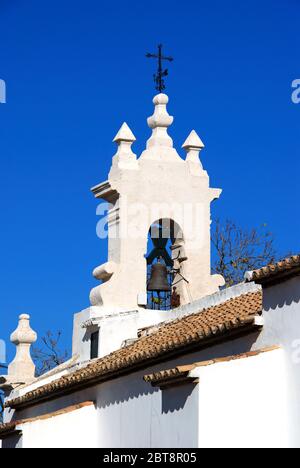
90,92,224,313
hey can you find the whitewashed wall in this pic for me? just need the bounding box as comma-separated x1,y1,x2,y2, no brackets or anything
254,276,300,447
196,347,288,448
13,366,200,449
5,277,300,448
7,346,291,448
19,404,98,449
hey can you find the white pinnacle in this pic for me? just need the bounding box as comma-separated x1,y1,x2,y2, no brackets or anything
146,94,174,149
111,122,138,171
140,94,183,162
113,122,136,143
182,130,205,171
182,130,204,150
7,314,37,383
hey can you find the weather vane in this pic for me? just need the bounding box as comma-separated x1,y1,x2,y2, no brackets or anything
146,44,174,93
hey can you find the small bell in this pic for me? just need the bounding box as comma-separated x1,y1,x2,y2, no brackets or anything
147,262,171,292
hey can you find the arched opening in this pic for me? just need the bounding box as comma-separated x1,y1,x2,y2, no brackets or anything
146,219,187,310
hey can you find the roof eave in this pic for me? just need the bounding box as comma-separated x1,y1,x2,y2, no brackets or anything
245,255,300,287
6,319,261,411
0,424,21,440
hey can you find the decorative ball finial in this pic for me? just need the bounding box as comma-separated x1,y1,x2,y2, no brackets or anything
10,314,37,345
8,314,37,383
146,94,174,149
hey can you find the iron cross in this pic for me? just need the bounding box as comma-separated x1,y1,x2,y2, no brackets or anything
146,44,174,93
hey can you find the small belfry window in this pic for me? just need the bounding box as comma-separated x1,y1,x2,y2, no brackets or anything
90,331,99,359
146,219,187,310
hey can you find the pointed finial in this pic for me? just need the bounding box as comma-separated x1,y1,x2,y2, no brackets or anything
110,123,138,171
146,94,174,149
182,130,205,166
7,314,37,383
182,130,204,151
113,122,136,158
113,122,136,144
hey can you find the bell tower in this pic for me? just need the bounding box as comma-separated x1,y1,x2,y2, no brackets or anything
90,93,224,314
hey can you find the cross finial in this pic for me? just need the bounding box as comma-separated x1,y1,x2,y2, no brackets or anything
146,44,174,93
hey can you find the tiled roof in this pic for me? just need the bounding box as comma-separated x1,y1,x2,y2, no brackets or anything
245,255,300,285
144,365,198,389
0,421,18,438
5,290,262,410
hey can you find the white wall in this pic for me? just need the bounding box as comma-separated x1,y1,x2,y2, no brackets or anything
7,331,261,448
196,347,289,448
253,276,300,447
20,404,98,449
94,372,199,448
14,366,200,449
6,275,300,449
7,347,291,449
14,331,259,421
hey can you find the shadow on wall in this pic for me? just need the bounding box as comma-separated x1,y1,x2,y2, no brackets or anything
96,370,159,410
13,333,262,425
162,384,196,414
92,333,262,410
263,277,300,312
95,367,198,415
2,434,22,449
83,326,99,344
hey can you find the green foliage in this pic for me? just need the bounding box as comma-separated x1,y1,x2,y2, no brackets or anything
152,296,163,305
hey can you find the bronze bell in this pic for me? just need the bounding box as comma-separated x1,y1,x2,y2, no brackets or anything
148,262,171,292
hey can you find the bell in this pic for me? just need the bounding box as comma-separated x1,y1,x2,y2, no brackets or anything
148,262,171,292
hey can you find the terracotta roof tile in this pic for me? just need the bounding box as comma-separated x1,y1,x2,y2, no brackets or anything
245,255,300,285
5,290,262,410
0,421,18,438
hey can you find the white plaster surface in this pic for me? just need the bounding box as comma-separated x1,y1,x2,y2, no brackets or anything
19,404,98,449
7,277,300,448
252,276,300,447
5,347,290,448
195,347,289,448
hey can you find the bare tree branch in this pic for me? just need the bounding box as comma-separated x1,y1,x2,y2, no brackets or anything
212,219,277,287
32,331,70,377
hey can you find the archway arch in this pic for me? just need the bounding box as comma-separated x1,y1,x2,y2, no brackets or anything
146,219,186,310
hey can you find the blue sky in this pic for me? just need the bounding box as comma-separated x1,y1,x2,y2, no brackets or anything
0,0,299,363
